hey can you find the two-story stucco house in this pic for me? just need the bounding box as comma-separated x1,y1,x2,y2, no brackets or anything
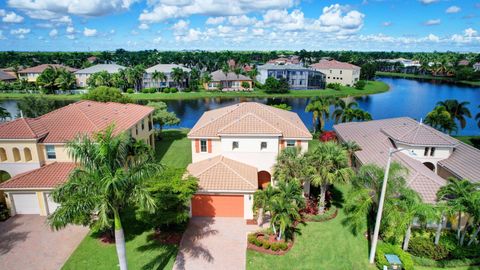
204,70,253,91
75,64,126,87
310,60,361,86
186,102,312,219
143,64,191,89
334,117,480,204
257,64,326,90
18,64,77,83
0,101,155,216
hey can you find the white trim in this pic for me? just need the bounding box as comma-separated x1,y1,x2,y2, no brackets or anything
218,133,282,137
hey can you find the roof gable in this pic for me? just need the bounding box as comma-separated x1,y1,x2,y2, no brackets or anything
0,162,76,189
381,123,457,147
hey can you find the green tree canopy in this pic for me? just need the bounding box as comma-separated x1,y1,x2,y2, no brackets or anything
83,86,133,103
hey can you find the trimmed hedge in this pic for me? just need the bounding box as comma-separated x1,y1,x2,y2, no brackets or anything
412,255,480,268
409,237,449,260
375,243,414,270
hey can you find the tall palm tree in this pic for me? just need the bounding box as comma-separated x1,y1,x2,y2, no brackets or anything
48,126,162,270
54,69,76,90
341,141,361,167
343,163,408,237
437,178,478,243
151,71,166,89
436,100,472,129
273,147,309,192
171,67,186,89
475,105,480,128
305,97,332,133
269,180,304,240
253,185,278,226
36,66,59,92
424,105,458,134
332,99,358,124
306,142,354,214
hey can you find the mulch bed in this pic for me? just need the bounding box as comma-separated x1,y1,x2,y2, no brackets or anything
302,207,338,222
247,232,294,256
151,230,183,245
246,219,257,225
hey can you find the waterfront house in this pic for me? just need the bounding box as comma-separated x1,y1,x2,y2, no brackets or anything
143,64,191,89
474,62,480,72
74,64,126,87
334,118,480,204
458,59,470,66
187,102,312,219
0,70,16,82
257,64,325,90
204,70,253,91
377,58,421,74
18,64,77,83
0,101,155,216
310,59,361,87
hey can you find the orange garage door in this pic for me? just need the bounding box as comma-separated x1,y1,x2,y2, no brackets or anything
192,195,244,217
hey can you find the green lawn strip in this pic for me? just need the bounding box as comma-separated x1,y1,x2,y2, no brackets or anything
246,184,376,270
376,72,480,87
0,81,389,101
416,266,480,270
155,129,191,168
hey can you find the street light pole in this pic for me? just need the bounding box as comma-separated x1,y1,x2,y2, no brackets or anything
369,147,408,264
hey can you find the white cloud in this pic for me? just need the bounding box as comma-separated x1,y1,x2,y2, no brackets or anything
139,0,295,23
83,27,97,37
309,4,365,35
382,21,392,27
2,11,24,23
66,26,75,34
206,17,225,25
263,9,305,31
49,28,58,37
153,36,162,44
10,28,30,35
176,28,202,42
419,0,438,4
8,0,138,17
445,6,461,14
138,23,149,30
228,15,257,26
51,16,72,24
424,19,441,25
36,22,53,28
66,34,75,39
172,19,189,33
252,28,264,36
464,28,477,37
427,33,439,42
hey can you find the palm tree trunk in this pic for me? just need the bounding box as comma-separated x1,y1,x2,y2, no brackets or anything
468,224,480,246
403,223,412,251
113,209,128,270
312,115,316,133
257,208,264,226
460,217,471,246
457,212,462,240
435,214,445,246
318,184,327,215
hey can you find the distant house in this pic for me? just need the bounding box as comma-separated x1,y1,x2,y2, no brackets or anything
18,64,77,83
458,59,470,66
143,64,191,89
257,64,325,90
0,70,16,82
474,62,480,72
74,64,126,87
310,60,361,87
205,70,253,91
377,58,421,74
87,56,98,64
267,56,300,65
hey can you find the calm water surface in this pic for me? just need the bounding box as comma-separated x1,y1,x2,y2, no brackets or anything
1,77,479,135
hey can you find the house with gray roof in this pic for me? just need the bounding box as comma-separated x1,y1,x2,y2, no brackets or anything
0,70,16,82
74,64,126,87
204,70,253,91
334,117,480,204
257,64,325,90
143,64,191,89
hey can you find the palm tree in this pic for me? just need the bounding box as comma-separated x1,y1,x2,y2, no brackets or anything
54,69,76,90
475,106,480,128
125,65,145,92
273,147,309,193
221,64,230,77
36,66,59,92
343,163,408,237
253,185,277,226
0,106,11,121
171,67,186,89
305,97,332,133
467,193,480,246
341,141,361,167
151,71,166,89
436,100,472,129
437,178,478,243
306,142,354,214
269,180,304,240
332,99,358,124
424,105,458,134
48,126,161,270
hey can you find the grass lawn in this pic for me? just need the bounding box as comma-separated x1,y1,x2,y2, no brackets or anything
416,266,480,270
376,71,480,87
0,81,389,101
63,129,192,270
246,184,376,270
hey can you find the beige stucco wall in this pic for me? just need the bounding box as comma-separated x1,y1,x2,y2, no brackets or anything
75,73,89,87
19,73,40,82
315,68,360,86
396,143,453,172
0,140,43,176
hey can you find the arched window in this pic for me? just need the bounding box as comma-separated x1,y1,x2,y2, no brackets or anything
0,148,6,162
24,148,32,161
12,147,21,162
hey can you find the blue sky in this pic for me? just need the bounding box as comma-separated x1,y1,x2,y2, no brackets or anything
0,0,479,52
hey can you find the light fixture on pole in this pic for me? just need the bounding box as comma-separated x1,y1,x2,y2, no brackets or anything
369,147,411,264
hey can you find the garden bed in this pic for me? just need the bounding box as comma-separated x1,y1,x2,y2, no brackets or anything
302,206,338,222
247,232,294,255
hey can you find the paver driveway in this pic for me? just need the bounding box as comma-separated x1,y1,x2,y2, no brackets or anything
0,215,89,270
173,217,258,270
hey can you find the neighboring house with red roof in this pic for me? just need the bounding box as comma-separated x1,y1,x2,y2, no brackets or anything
0,100,154,216
267,56,300,65
334,117,480,205
310,59,361,86
18,64,77,82
186,102,312,219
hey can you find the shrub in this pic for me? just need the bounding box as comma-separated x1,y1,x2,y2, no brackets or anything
163,87,171,93
248,234,256,244
262,241,271,249
409,237,449,260
170,87,179,93
354,80,366,90
279,242,288,251
376,243,414,270
241,81,250,89
141,87,156,93
327,83,342,90
412,255,480,268
0,202,10,221
263,77,290,94
126,88,134,94
271,242,280,251
183,87,191,92
83,86,133,103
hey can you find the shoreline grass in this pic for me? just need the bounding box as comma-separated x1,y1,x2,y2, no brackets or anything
376,71,480,87
0,81,389,101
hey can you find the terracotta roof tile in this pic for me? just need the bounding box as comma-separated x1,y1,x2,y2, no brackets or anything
188,102,311,139
187,156,257,192
438,143,480,183
381,122,458,147
310,60,360,70
19,64,77,74
0,118,48,139
0,162,76,189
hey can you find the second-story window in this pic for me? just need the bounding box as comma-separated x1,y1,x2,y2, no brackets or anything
261,142,267,150
232,141,239,150
200,140,207,152
135,124,139,135
142,120,145,130
430,147,436,157
286,140,295,147
46,145,56,159
424,147,429,156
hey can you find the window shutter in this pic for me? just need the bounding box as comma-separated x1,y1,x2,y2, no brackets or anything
208,139,212,153
195,139,199,153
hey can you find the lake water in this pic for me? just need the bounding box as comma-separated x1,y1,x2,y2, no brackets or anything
1,77,479,135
